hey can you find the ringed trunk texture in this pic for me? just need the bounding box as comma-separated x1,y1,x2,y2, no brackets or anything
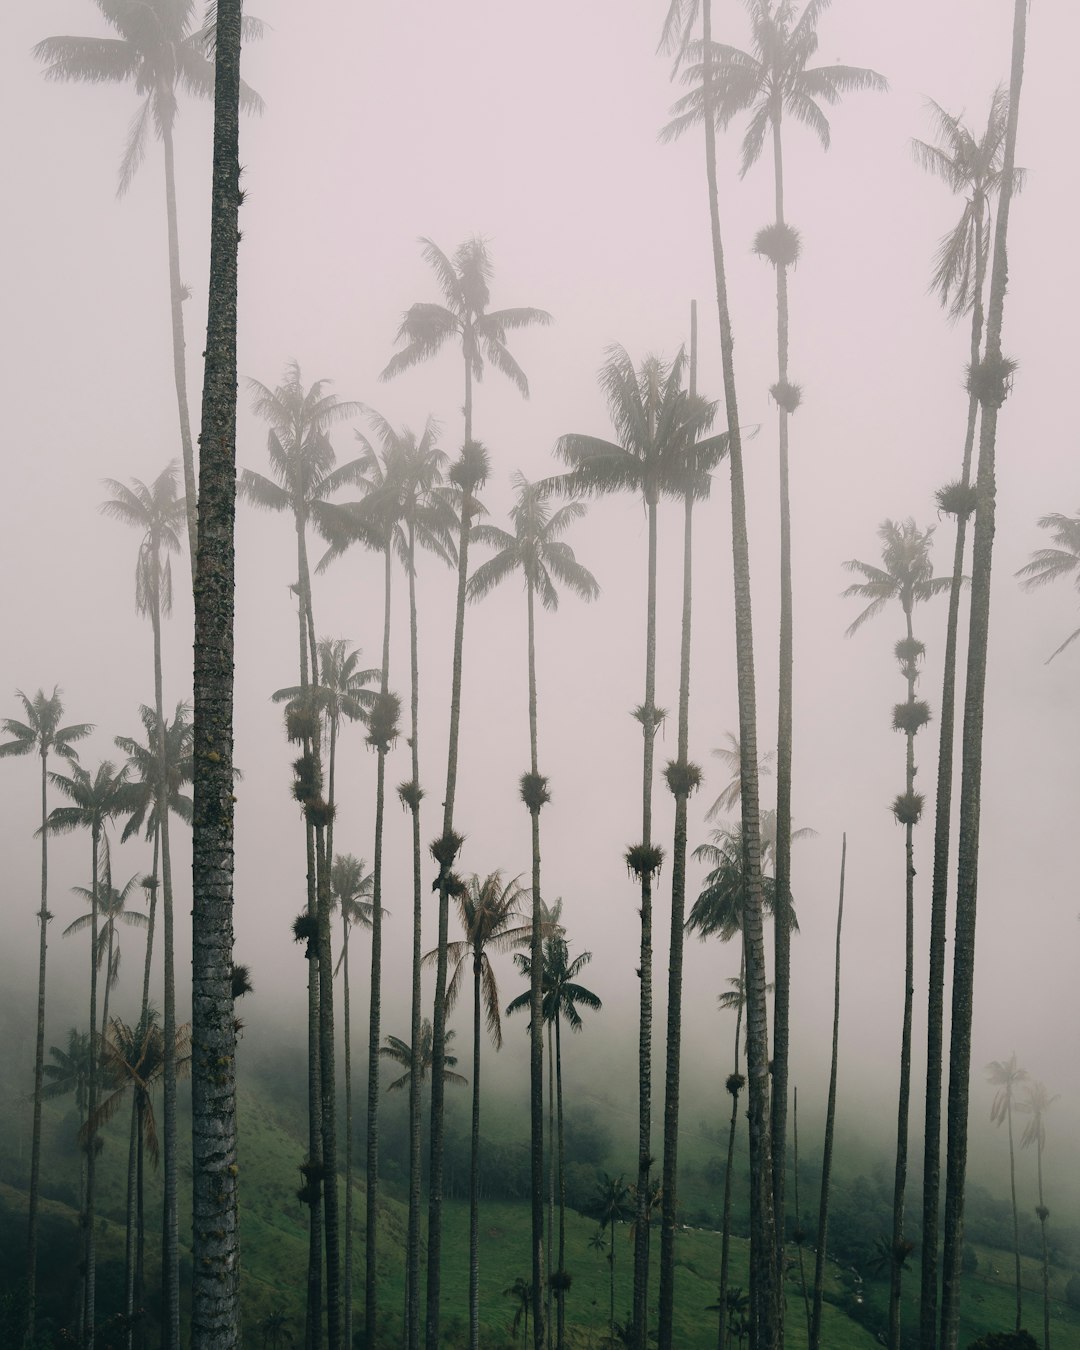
940,7,1027,1346
189,3,242,1341
702,3,777,1342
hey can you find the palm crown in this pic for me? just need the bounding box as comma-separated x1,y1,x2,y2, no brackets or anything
330,853,377,932
33,0,264,194
506,937,602,1031
45,760,131,850
662,0,886,176
912,86,1024,319
843,518,950,635
381,1020,466,1093
273,641,378,737
114,702,194,842
0,688,92,766
380,237,551,398
101,462,186,618
1016,510,1080,662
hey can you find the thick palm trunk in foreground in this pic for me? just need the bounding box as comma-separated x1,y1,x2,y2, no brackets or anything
190,1,242,1340
940,6,1028,1346
701,4,776,1343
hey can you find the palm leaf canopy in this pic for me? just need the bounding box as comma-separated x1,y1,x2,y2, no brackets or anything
986,1053,1029,1126
330,852,378,931
506,937,602,1031
34,0,263,194
45,760,131,838
101,461,186,617
842,517,951,634
662,0,886,176
1016,510,1080,661
468,472,600,612
114,703,194,841
380,1020,466,1092
381,236,551,394
273,639,379,730
0,688,92,761
552,345,725,508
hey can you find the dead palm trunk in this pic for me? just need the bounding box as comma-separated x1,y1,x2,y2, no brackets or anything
940,7,1028,1346
701,3,777,1343
526,575,547,1350
366,544,394,1348
189,2,242,1338
920,204,988,1350
809,834,846,1350
405,521,425,1350
659,302,698,1350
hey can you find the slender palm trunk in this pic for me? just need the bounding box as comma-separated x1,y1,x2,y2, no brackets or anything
135,1097,146,1350
526,577,547,1350
161,114,197,578
702,5,777,1343
366,547,393,1348
189,5,242,1338
1036,1133,1050,1350
717,944,745,1350
631,496,659,1350
770,117,795,1321
426,431,477,1350
659,332,697,1348
85,824,101,1350
342,914,354,1350
889,613,918,1350
124,1086,139,1350
547,1022,556,1349
555,1014,567,1350
609,1217,617,1350
941,9,1028,1346
809,835,846,1350
406,524,425,1350
469,955,483,1350
25,749,50,1348
920,207,987,1350
1007,1097,1022,1331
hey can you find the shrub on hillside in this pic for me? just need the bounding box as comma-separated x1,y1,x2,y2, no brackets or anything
965,1332,1038,1350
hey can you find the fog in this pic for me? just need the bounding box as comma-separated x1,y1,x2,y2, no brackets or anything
3,0,1078,1229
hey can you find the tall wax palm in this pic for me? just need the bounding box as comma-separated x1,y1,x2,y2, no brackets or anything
189,3,243,1336
507,938,602,1350
553,343,723,1346
592,1173,631,1350
381,1020,467,1099
46,759,130,1349
380,235,552,446
1017,511,1080,662
331,853,374,1350
35,6,263,571
661,6,778,1337
0,688,92,1342
468,470,599,1346
427,871,532,1350
1019,1081,1057,1350
987,1054,1030,1332
664,7,885,1295
913,87,1021,1347
65,868,147,1044
941,11,1030,1348
243,362,365,1348
424,440,490,1350
102,465,188,1333
844,518,946,1350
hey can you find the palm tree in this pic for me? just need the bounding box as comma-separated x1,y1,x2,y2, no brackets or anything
381,1020,467,1098
380,235,551,445
592,1174,631,1350
507,938,601,1350
809,834,847,1350
704,731,773,822
243,363,366,1348
190,4,243,1337
65,869,147,1043
428,871,531,1350
1017,511,1080,662
504,1277,533,1350
941,10,1030,1348
987,1054,1030,1333
0,688,91,1341
330,852,374,1350
468,470,599,1344
913,87,1021,1348
1019,1081,1057,1350
424,440,489,1350
664,20,884,1293
34,6,263,572
661,6,778,1337
553,343,723,1344
845,517,947,1350
46,759,130,1348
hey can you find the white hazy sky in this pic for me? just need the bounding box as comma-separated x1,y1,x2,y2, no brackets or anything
2,2,1077,1202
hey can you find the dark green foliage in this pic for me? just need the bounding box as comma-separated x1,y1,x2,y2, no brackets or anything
397,779,424,811
892,791,925,826
1065,1273,1080,1310
937,479,979,520
769,380,803,414
966,354,1018,409
230,963,253,999
292,912,318,958
663,759,702,798
551,1269,573,1293
625,842,664,880
290,752,320,802
726,1073,746,1098
519,770,551,813
430,829,465,871
892,700,932,735
285,705,320,745
303,796,335,829
365,690,402,753
965,1333,1038,1350
753,222,802,267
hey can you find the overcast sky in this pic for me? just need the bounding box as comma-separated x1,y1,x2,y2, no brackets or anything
3,1,1077,1201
